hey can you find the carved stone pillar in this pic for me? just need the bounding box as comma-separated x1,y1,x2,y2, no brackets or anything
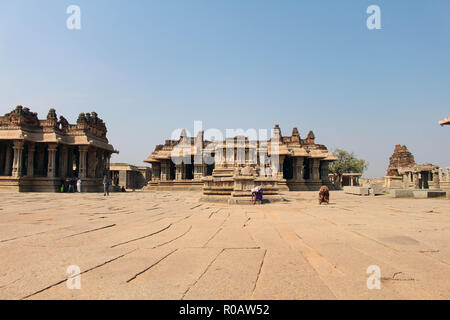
12,140,24,178
194,164,205,180
3,143,12,176
104,151,111,177
78,146,88,178
413,173,420,189
321,161,330,183
59,145,68,178
294,157,304,181
47,143,58,178
276,155,285,178
152,162,161,180
160,161,168,181
311,159,321,181
96,151,103,178
214,148,224,168
88,148,98,178
27,143,35,177
433,170,440,189
175,164,183,181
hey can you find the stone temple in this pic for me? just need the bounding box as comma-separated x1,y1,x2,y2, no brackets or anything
0,106,116,192
144,125,337,197
384,144,446,194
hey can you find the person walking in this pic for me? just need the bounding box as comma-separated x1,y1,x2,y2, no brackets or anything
77,178,82,193
68,178,74,193
103,175,110,196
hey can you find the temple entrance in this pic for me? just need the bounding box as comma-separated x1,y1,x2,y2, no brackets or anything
21,144,28,176
303,158,311,180
169,160,176,180
421,172,429,189
185,158,194,180
283,156,293,180
34,143,48,177
72,148,79,178
0,142,7,175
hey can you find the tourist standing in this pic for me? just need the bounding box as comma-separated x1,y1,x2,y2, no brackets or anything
68,178,74,193
103,176,110,196
77,178,82,193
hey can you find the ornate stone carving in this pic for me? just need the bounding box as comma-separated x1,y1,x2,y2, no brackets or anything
305,131,315,144
1,105,40,128
387,144,415,176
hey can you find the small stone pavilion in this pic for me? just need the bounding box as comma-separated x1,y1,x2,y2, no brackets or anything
144,124,337,194
0,106,116,192
110,163,151,190
384,145,440,190
329,173,362,188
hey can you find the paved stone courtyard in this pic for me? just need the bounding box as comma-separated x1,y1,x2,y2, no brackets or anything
0,191,449,300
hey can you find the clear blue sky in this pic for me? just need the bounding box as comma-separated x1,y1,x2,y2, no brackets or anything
1,0,449,177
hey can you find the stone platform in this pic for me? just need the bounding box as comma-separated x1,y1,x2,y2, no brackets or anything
201,166,283,204
344,186,370,196
1,190,449,300
390,189,446,198
0,177,103,193
145,180,204,191
344,185,385,196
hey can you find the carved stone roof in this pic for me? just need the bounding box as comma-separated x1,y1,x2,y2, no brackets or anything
386,144,416,176
0,106,115,152
144,124,336,163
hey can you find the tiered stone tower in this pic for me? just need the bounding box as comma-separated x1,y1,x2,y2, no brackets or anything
386,145,415,176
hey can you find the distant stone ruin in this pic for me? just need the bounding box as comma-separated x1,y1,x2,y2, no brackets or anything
384,144,447,198
386,144,415,176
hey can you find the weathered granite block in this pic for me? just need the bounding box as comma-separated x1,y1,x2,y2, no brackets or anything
368,184,384,196
412,190,446,198
390,189,414,198
390,189,446,198
344,186,369,196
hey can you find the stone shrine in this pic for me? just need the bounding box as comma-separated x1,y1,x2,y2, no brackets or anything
144,124,337,196
0,106,117,192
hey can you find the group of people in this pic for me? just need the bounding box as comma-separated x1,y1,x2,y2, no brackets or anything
102,176,127,196
59,176,126,196
62,176,330,203
61,178,82,193
250,184,331,206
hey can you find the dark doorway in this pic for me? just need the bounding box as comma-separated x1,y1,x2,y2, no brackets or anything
34,143,48,177
303,158,311,180
283,157,294,180
185,158,194,180
169,161,176,180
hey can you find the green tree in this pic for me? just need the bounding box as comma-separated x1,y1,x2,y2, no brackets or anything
329,149,369,186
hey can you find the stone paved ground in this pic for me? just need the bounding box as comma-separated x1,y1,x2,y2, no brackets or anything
0,191,449,300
